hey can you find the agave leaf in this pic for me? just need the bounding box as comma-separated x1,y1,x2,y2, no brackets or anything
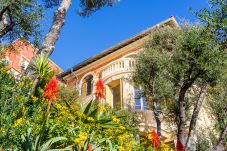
40,137,67,151
87,107,98,118
98,138,106,144
47,145,73,151
97,118,113,124
93,148,102,151
33,134,40,150
83,100,93,115
100,123,119,129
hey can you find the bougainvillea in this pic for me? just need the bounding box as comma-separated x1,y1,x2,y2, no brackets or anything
149,130,160,149
94,78,105,100
176,140,185,151
44,76,58,101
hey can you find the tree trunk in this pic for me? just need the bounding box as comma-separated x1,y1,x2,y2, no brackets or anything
25,0,72,76
153,101,161,137
0,23,14,38
146,94,162,138
207,126,227,151
177,87,188,143
177,78,198,144
185,83,208,150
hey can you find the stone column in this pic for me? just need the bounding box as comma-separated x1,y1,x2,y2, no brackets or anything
122,79,135,110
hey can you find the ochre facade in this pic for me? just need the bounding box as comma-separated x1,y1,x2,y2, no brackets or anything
58,17,214,146
59,17,178,143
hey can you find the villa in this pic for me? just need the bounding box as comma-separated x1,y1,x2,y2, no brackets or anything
57,17,179,143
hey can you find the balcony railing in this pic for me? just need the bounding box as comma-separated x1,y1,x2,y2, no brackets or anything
101,58,136,80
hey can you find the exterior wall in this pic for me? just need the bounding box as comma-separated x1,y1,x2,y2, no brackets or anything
60,18,213,142
61,21,175,137
4,39,62,77
5,39,36,75
58,17,215,146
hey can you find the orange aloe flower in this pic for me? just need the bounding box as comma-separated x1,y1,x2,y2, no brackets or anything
150,130,160,149
87,144,92,151
94,78,105,100
176,140,185,151
44,76,58,101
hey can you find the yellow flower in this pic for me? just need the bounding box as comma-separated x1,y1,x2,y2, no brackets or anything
161,143,174,151
77,120,84,125
119,125,125,130
18,82,24,87
12,112,16,117
76,111,86,118
112,116,120,123
0,127,6,133
97,104,106,111
21,106,26,114
87,117,95,122
74,132,88,147
106,128,113,133
118,146,124,151
31,96,38,102
71,105,78,111
12,118,23,128
84,124,91,129
55,103,62,109
96,123,101,129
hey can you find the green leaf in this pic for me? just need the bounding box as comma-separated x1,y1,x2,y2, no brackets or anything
40,137,67,151
83,100,93,115
47,145,73,151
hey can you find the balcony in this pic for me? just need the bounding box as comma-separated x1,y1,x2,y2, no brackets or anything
101,58,136,81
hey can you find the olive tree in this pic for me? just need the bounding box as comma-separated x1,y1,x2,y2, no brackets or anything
132,24,226,149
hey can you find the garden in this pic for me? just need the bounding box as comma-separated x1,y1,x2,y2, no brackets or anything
0,56,175,150
0,0,226,151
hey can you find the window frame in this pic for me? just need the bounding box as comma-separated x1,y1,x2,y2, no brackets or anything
19,55,30,70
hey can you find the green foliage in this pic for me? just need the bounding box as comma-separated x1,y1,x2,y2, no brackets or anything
31,53,54,97
0,63,32,149
0,62,140,150
0,0,43,45
48,100,138,150
195,0,227,44
172,25,225,85
195,128,217,151
57,85,79,103
132,24,227,125
78,0,119,16
21,128,72,151
132,27,176,100
32,53,54,81
207,75,227,131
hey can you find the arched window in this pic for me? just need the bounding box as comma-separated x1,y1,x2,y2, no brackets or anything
81,75,93,97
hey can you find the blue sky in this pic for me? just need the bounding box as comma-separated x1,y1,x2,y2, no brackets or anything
45,0,209,71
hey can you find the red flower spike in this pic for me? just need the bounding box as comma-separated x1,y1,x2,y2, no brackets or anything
177,140,185,151
44,76,58,101
150,130,160,149
88,144,92,151
94,78,105,100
